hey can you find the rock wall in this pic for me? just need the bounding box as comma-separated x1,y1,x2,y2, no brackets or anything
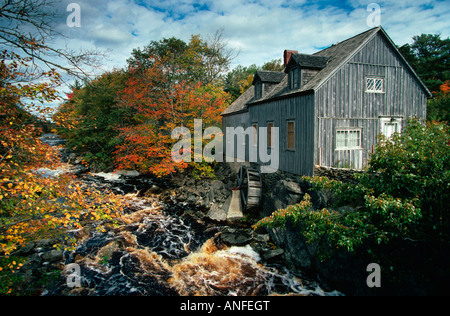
314,166,363,183
256,169,375,295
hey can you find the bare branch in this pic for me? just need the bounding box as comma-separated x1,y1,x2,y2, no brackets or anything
0,0,107,80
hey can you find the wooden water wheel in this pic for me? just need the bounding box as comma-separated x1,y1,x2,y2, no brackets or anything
236,166,262,210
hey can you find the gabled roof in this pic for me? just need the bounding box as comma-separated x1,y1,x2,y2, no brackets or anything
254,26,381,104
285,53,329,71
252,70,285,85
222,26,432,116
221,85,254,116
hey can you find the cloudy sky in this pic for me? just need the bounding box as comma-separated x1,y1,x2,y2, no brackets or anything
23,0,439,107
55,0,450,73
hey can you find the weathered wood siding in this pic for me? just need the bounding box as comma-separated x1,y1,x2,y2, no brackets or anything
248,93,315,176
222,93,315,176
315,32,428,169
222,111,250,162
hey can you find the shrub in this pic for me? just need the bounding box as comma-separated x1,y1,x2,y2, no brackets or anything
254,119,449,260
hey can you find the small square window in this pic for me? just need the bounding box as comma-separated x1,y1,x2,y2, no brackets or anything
366,78,384,93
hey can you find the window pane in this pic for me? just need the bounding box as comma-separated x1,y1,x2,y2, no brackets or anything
336,131,346,149
367,78,384,92
287,121,295,149
268,123,273,147
348,131,360,148
336,129,361,149
367,78,374,91
375,79,383,91
252,124,258,146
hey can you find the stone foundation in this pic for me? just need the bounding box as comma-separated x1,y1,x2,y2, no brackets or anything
314,165,364,183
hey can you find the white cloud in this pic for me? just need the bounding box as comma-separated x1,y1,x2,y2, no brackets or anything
51,0,449,77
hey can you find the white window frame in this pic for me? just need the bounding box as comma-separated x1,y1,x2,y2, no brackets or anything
366,77,384,93
380,117,402,139
335,128,362,151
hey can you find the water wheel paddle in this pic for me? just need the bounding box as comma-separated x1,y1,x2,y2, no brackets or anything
236,166,262,210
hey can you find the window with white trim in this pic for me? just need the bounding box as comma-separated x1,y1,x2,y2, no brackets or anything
336,129,362,150
380,117,402,139
366,77,384,93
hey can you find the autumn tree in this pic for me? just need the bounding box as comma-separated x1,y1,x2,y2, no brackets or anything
427,81,450,123
54,70,133,171
116,45,231,176
128,30,236,85
0,0,121,294
224,59,284,101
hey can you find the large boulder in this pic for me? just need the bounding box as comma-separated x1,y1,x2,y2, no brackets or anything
260,176,306,218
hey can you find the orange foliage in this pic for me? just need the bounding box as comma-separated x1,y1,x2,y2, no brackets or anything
115,55,230,177
1,52,124,260
440,81,450,95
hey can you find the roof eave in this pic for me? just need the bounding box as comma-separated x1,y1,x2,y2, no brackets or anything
378,27,433,98
221,108,249,117
248,88,315,106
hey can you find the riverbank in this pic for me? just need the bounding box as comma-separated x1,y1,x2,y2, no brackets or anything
11,134,342,296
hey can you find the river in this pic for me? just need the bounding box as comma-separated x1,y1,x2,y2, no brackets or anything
40,134,342,296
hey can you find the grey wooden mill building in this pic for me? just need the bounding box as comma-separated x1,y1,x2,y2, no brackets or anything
221,26,432,176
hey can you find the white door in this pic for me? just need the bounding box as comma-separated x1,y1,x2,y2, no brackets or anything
380,117,402,139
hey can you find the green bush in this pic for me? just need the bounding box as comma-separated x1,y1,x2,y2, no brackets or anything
254,119,449,260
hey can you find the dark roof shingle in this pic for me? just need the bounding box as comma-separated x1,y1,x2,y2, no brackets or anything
288,53,329,70
253,70,285,84
222,26,431,116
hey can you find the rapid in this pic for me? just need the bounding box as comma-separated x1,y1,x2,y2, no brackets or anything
41,134,342,296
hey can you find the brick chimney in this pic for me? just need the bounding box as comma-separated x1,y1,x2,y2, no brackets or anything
284,50,298,68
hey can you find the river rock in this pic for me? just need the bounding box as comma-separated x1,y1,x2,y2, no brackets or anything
145,184,162,195
116,170,140,177
72,164,88,176
280,180,304,195
220,228,253,246
206,202,228,222
41,250,63,263
261,248,285,261
260,176,305,218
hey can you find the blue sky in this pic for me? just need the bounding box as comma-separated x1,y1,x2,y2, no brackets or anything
54,0,449,87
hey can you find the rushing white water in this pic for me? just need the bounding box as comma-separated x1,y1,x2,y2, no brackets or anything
41,134,343,296
53,192,343,296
